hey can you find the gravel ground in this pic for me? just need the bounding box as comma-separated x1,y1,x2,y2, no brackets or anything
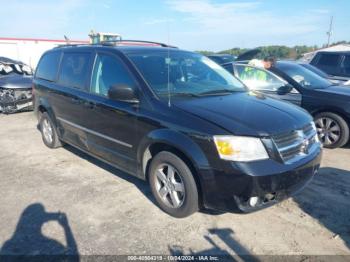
0,112,349,257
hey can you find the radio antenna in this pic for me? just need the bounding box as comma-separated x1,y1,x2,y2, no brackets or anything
167,19,171,107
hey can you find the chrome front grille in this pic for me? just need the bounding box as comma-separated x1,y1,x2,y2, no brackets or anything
273,123,320,163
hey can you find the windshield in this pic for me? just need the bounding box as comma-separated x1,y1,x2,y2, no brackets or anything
276,62,332,89
127,50,246,98
300,63,329,78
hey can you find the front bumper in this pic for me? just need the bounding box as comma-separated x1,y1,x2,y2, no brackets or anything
201,147,322,213
0,88,33,113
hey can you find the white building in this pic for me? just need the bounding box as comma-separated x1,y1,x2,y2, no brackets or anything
0,37,88,69
302,44,350,61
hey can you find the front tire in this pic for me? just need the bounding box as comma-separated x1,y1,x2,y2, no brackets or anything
39,112,62,149
148,151,199,218
315,112,349,148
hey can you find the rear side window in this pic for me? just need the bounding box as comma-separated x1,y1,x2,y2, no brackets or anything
58,52,91,90
36,52,61,81
90,54,135,96
317,54,341,67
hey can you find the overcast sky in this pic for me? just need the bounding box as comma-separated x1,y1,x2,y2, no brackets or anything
1,0,349,51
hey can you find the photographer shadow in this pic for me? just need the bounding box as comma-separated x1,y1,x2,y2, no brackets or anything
169,228,259,261
0,203,79,260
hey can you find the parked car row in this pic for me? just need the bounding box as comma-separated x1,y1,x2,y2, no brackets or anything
33,41,322,217
222,60,350,149
0,57,33,113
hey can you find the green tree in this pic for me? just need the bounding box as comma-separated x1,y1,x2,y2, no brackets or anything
198,41,349,60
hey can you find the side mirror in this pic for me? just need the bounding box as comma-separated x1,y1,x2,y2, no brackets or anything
108,84,139,103
277,84,293,95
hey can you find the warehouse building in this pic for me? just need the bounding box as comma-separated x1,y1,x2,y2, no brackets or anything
0,37,88,69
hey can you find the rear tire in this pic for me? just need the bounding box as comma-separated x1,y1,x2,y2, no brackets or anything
148,151,199,218
315,112,349,148
39,112,62,149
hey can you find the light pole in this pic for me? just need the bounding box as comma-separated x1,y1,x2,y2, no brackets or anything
326,16,333,47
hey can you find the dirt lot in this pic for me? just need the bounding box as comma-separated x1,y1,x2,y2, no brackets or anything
0,112,349,257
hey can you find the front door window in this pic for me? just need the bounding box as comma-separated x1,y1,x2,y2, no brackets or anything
235,65,287,92
91,54,135,97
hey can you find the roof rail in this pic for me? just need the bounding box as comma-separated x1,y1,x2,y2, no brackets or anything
100,40,177,48
53,40,178,49
54,44,90,49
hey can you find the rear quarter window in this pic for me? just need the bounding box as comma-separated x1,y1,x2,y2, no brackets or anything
316,53,341,66
341,55,350,76
35,52,61,81
58,52,91,90
222,63,234,73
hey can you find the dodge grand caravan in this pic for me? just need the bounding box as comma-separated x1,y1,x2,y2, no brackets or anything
33,41,322,218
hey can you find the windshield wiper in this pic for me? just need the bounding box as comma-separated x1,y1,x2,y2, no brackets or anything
198,89,236,96
171,92,200,97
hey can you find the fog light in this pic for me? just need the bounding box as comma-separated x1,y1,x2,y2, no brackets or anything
249,196,259,207
265,193,276,201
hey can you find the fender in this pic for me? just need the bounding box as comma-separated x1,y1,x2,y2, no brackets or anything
136,128,211,180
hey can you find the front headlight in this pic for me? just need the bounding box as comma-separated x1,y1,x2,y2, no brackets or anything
311,121,316,131
311,121,320,143
213,135,269,162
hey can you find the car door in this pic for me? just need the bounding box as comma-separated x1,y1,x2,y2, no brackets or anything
234,64,302,105
50,51,94,151
82,51,139,174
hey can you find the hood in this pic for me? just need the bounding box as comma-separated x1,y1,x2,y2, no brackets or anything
173,92,312,137
0,75,33,89
236,49,261,62
316,85,350,97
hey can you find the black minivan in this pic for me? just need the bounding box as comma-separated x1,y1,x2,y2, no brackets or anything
33,42,322,217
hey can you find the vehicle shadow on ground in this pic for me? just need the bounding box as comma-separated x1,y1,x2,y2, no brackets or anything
293,167,350,249
0,203,79,260
64,145,157,205
169,228,258,261
64,145,231,216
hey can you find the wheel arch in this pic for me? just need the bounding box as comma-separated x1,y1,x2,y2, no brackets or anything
35,97,58,127
310,107,350,124
137,129,212,207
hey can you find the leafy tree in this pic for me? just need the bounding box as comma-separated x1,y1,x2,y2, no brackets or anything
198,41,349,60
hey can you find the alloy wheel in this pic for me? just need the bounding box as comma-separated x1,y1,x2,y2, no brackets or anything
42,118,53,144
315,117,341,146
154,163,185,208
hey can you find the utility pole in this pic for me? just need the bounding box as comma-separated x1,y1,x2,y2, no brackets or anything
326,16,333,47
